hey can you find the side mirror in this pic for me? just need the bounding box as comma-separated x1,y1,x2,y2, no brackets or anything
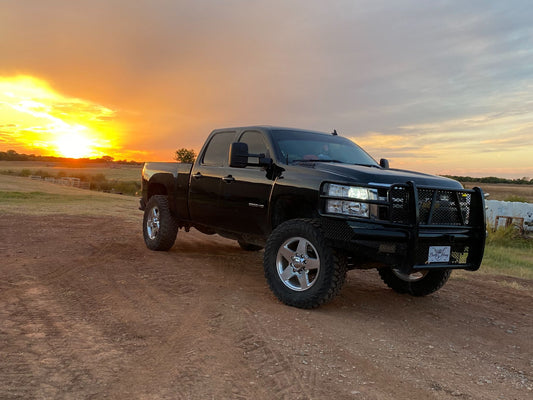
379,158,389,169
229,142,249,168
229,142,273,168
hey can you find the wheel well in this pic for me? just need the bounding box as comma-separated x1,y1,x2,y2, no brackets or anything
271,196,318,229
147,183,167,200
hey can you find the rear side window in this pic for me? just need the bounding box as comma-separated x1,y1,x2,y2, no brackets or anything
202,132,236,166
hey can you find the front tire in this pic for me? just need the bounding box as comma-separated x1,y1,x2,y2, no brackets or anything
263,219,347,309
143,195,178,251
378,268,451,296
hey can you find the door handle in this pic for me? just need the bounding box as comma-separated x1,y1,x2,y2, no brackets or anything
222,175,235,183
192,172,203,179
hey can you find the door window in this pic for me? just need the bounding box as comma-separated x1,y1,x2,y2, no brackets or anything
202,132,236,166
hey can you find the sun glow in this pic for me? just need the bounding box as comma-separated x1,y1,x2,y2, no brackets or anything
0,75,125,159
54,132,95,159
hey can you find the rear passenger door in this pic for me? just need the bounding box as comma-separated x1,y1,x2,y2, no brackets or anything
219,130,275,235
188,131,236,228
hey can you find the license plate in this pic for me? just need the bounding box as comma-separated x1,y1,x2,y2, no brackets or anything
428,246,451,263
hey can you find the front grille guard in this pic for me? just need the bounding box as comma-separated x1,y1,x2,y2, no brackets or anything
389,182,485,228
320,181,486,271
389,181,486,271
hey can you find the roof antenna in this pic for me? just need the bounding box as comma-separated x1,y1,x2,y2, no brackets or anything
332,129,338,136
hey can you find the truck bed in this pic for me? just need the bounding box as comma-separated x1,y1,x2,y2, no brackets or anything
140,162,193,220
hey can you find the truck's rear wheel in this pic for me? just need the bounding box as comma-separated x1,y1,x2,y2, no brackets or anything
143,195,178,251
378,267,451,296
264,219,347,309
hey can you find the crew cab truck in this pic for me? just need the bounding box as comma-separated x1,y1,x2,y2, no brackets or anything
140,126,486,309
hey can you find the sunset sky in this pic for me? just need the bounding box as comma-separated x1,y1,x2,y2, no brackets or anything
1,0,532,177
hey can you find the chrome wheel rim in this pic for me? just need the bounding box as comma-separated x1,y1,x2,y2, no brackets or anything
276,237,320,291
392,269,428,282
146,206,160,240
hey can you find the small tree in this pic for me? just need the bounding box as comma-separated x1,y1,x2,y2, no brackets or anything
174,148,196,163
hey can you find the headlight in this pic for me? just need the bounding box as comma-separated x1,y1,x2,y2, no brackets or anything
325,199,369,217
324,183,377,218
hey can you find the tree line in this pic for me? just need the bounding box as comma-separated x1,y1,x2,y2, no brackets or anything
0,149,141,165
442,175,532,185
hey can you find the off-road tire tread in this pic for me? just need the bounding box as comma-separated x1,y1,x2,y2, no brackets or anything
264,219,347,309
378,268,451,296
143,195,178,251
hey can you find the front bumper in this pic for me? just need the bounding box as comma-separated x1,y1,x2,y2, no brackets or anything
319,182,486,273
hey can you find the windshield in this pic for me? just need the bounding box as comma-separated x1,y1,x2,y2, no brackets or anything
270,129,378,166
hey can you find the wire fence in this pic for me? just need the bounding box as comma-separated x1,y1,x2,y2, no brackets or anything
30,175,91,190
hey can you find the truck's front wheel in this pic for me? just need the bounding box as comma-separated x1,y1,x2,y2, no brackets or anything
378,268,451,296
264,219,347,309
143,195,178,251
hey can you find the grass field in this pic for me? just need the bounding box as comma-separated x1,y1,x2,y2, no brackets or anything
481,228,533,279
0,160,142,181
462,182,533,202
0,160,143,195
0,174,140,222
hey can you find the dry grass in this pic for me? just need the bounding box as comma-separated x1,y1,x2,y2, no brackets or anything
0,160,142,181
0,175,140,222
462,182,533,202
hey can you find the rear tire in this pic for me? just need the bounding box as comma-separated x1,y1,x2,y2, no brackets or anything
264,219,347,309
143,195,178,251
378,268,451,296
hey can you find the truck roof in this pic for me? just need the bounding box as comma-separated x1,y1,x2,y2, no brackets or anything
211,125,333,136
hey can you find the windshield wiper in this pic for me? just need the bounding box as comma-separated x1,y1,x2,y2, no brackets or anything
354,163,381,168
292,159,343,163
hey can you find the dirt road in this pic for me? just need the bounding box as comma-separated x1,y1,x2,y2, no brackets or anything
1,213,531,399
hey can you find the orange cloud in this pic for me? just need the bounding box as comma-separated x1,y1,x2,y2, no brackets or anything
0,75,132,159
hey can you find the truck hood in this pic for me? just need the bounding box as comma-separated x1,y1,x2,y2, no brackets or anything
304,162,462,189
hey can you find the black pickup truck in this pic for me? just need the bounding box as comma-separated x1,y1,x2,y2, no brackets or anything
140,126,486,308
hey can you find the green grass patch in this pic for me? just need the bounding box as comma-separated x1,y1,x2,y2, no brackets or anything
481,227,533,279
0,190,113,204
486,226,532,249
482,246,533,279
0,191,50,200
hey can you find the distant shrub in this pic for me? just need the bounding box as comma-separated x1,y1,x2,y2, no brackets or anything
89,173,107,183
112,181,141,196
487,226,531,249
20,169,32,177
33,169,52,178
